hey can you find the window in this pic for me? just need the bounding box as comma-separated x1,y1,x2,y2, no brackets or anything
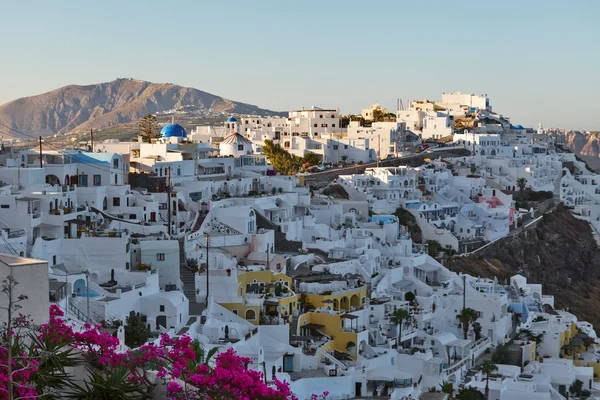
52,255,56,265
79,175,88,187
332,124,336,127
93,175,101,186
238,144,244,151
0,205,8,209
321,124,328,127
313,123,318,128
232,309,238,315
113,158,119,169
333,145,338,150
113,197,120,207
159,203,167,210
344,145,348,149
157,253,165,261
159,305,165,312
319,115,323,118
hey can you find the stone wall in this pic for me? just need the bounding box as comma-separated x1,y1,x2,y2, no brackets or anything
303,148,470,189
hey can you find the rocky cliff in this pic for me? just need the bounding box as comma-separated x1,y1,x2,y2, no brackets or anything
446,205,600,328
0,79,284,136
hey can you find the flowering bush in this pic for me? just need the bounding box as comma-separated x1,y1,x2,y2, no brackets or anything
1,304,328,400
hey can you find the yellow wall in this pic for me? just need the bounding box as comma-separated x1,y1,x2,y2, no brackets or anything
304,286,367,312
220,303,261,325
237,270,293,297
298,311,359,359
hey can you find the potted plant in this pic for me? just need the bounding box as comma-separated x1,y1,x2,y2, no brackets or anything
346,341,356,354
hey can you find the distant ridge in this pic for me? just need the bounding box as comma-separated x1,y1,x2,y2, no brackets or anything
0,78,285,136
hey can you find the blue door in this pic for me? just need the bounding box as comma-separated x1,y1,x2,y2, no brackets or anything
283,356,294,372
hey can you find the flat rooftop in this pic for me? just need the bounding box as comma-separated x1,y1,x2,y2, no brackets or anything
0,253,46,267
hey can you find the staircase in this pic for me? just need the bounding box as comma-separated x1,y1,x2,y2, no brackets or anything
289,314,299,336
179,238,197,304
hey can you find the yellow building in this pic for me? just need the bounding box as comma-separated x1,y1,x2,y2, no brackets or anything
304,286,368,313
296,310,366,360
218,270,299,324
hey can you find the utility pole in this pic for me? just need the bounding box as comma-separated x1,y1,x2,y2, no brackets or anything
85,269,90,322
266,244,270,271
377,134,381,167
90,129,94,152
205,233,210,306
166,167,171,237
462,275,466,311
39,136,43,169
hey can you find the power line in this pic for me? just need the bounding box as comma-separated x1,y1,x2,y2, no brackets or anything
0,124,132,176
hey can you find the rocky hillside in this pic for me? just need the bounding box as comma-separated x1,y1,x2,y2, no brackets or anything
562,131,600,171
0,79,284,136
446,205,600,328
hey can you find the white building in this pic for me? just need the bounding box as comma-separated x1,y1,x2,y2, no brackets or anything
441,92,491,112
0,253,49,326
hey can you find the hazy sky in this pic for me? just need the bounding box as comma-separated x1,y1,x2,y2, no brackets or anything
1,0,598,130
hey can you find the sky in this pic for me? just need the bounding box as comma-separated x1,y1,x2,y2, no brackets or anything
0,0,598,130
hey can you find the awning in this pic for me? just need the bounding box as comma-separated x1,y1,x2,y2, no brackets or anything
341,313,359,320
16,197,40,201
198,162,224,168
301,323,325,330
366,368,412,382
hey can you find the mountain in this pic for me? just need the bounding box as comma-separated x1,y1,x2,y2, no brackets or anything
559,131,600,171
0,79,285,136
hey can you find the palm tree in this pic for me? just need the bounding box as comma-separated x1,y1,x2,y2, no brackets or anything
456,308,478,340
480,360,498,400
517,177,527,200
390,308,410,349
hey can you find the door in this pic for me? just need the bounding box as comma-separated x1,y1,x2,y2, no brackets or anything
283,356,294,372
156,315,167,330
150,212,156,222
355,382,362,397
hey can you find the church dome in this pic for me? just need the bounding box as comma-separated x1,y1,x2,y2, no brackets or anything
160,124,187,138
227,116,238,122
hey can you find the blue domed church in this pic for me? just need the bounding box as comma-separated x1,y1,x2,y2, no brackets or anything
160,123,187,139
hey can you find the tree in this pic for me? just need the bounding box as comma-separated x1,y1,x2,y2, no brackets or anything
480,360,498,400
390,308,410,349
124,312,148,348
340,155,348,163
491,344,511,364
569,379,584,397
456,387,485,400
372,108,385,122
456,308,478,340
426,240,442,258
439,380,453,397
517,177,527,200
138,114,160,143
262,140,303,175
473,322,482,340
303,152,320,167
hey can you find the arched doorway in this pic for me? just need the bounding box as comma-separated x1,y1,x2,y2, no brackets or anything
46,175,60,185
350,294,360,309
340,296,349,311
245,309,256,321
64,175,70,185
103,197,108,211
